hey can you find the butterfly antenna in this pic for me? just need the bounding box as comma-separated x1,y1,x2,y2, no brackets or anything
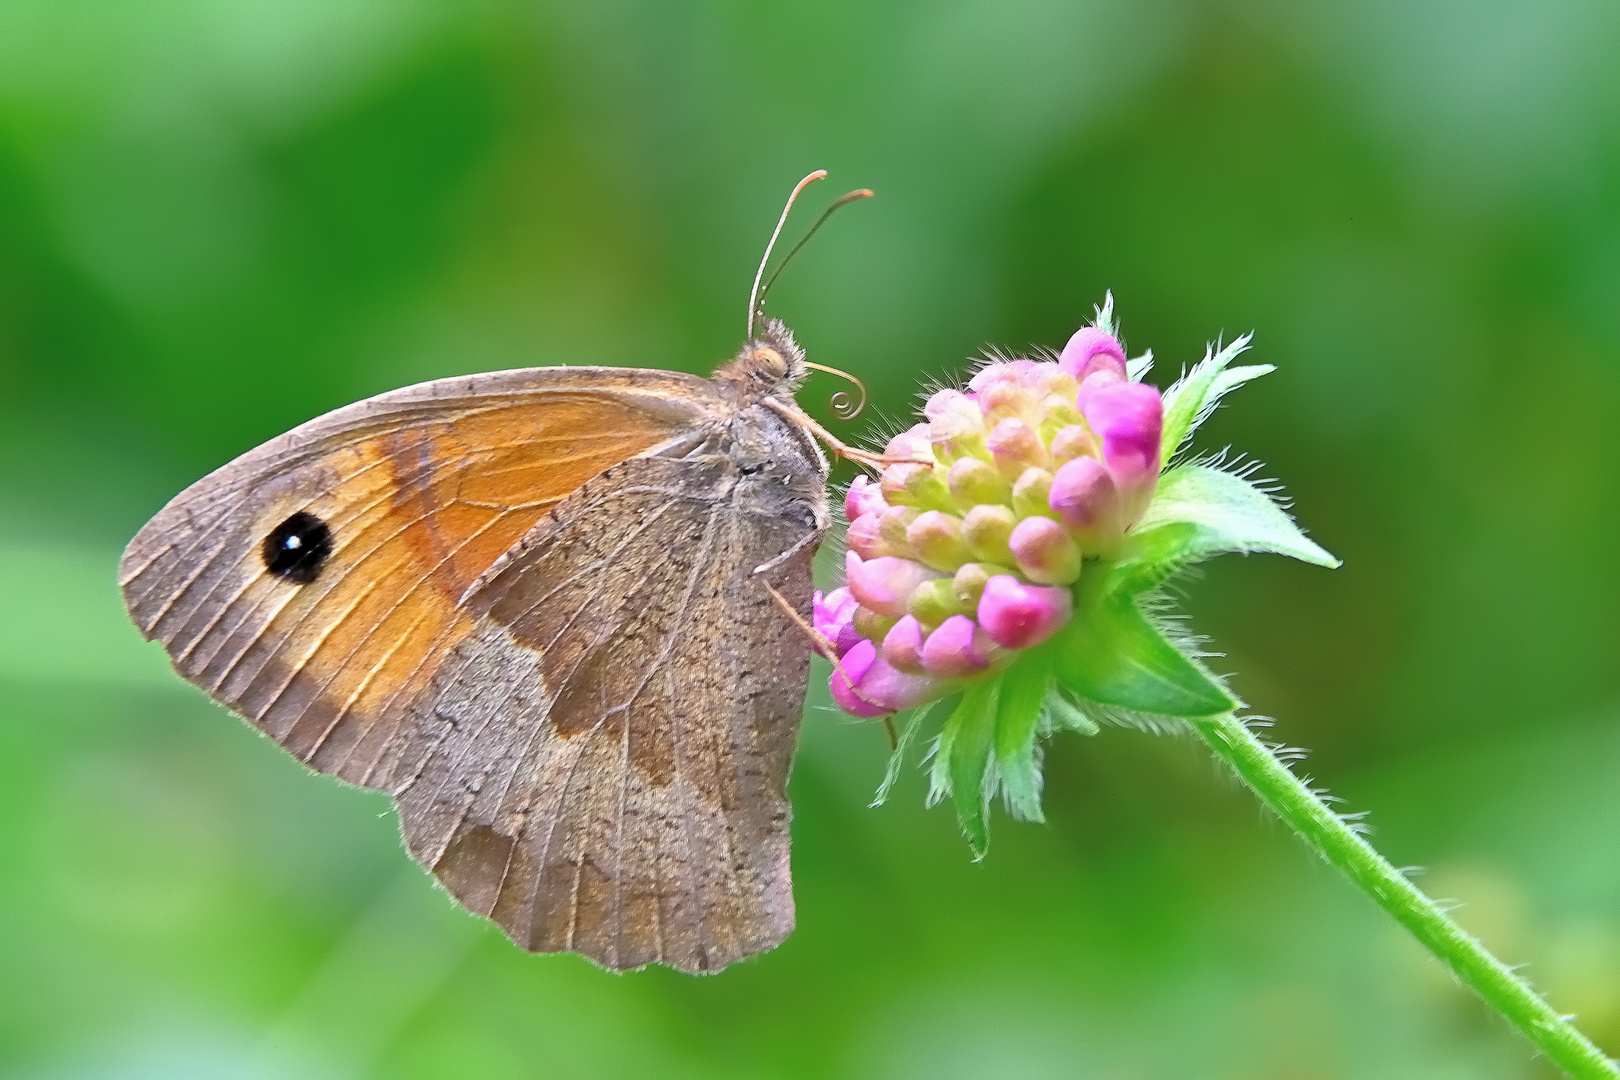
757,187,875,310
748,170,827,340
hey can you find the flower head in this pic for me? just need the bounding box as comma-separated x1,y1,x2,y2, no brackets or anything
823,315,1163,717
825,295,1338,863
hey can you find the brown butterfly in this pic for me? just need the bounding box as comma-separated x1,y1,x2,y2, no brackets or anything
119,171,878,973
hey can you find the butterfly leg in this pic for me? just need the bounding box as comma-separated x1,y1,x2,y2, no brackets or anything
752,526,822,578
755,574,892,723
763,400,928,472
757,577,836,661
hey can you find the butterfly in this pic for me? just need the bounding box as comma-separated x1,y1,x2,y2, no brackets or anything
119,171,877,973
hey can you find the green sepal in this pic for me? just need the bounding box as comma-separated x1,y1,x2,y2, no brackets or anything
928,680,1000,859
1050,571,1236,718
1042,689,1100,736
1092,290,1118,339
870,704,933,808
1117,465,1340,593
1159,336,1265,466
1209,363,1274,405
993,649,1052,823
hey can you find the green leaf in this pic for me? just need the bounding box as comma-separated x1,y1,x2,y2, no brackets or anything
993,650,1052,823
1120,466,1340,591
932,680,1000,859
1158,335,1261,466
1050,573,1235,718
870,704,934,808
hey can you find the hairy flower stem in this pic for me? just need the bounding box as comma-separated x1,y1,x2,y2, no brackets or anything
1194,712,1618,1079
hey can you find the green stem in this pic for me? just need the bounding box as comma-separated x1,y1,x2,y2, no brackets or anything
1193,712,1617,1079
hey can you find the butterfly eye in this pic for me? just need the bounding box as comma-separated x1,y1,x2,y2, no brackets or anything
752,347,788,379
262,511,334,585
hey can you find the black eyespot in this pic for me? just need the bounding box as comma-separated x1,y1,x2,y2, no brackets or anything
262,511,333,585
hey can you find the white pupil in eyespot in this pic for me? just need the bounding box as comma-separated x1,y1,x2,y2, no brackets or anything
286,536,302,550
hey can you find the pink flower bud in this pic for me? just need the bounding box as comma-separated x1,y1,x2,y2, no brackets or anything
925,388,981,426
876,504,920,558
969,359,1036,391
845,511,891,560
829,639,880,716
1009,516,1082,585
905,510,972,571
929,415,988,464
1049,424,1100,467
844,474,888,523
1011,467,1057,520
951,562,994,606
987,418,1050,480
977,378,1036,425
1048,456,1124,552
812,587,863,657
962,504,1017,564
880,462,955,512
830,639,944,718
919,614,998,678
1075,369,1125,414
884,424,934,463
881,615,928,674
1025,364,1079,400
847,555,942,618
1036,394,1084,440
908,577,969,628
927,389,989,463
853,605,897,643
947,457,1011,508
1083,380,1163,522
1058,326,1126,382
977,575,1073,650
966,366,998,392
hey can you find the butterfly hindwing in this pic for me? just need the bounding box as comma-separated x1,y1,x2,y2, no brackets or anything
376,452,821,973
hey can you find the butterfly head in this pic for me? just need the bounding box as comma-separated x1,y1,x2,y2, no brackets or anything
716,316,807,399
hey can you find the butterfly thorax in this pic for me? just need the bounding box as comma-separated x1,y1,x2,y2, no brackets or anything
685,317,827,520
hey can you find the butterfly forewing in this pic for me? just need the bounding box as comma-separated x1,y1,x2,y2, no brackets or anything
119,367,718,788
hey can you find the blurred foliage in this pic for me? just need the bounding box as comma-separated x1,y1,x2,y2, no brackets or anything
2,1,1619,1077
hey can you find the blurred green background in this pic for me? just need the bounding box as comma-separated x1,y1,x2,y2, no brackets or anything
2,1,1618,1077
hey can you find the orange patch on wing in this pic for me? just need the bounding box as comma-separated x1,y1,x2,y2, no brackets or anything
246,394,690,773
378,397,687,603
